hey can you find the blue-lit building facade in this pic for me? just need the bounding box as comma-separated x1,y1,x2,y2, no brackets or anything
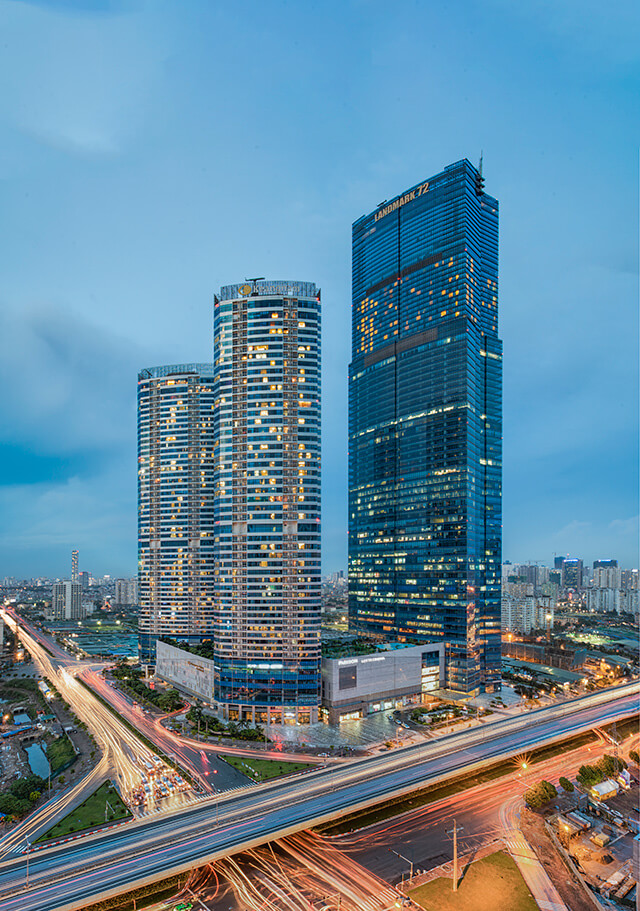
212,281,321,723
348,160,502,695
138,364,216,662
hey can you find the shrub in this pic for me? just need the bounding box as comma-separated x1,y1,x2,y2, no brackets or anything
629,749,639,764
524,779,558,808
577,754,627,786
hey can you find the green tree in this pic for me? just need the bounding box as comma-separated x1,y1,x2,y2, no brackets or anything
559,777,574,793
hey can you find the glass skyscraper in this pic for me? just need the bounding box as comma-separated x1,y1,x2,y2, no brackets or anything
137,364,216,662
348,159,502,695
212,280,321,723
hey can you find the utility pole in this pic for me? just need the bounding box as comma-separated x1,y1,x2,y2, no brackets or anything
446,820,464,891
612,721,619,778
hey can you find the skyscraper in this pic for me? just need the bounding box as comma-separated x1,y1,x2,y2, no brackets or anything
212,280,321,723
137,364,216,662
114,578,138,608
348,159,502,695
561,558,583,589
71,549,78,584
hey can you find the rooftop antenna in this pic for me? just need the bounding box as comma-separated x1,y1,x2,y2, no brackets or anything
475,153,485,195
246,276,265,294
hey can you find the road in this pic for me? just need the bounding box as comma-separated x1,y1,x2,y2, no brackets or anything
336,734,627,881
0,677,636,911
7,611,320,791
0,612,199,852
193,734,631,910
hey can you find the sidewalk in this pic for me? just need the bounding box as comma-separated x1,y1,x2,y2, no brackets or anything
500,796,568,911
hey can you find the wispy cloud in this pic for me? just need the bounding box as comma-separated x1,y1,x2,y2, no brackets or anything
0,0,172,158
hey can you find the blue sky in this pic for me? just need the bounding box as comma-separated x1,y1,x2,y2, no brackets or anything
0,0,638,577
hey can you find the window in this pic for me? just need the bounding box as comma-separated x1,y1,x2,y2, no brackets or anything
338,666,357,690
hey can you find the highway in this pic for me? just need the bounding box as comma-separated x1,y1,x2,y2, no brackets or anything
5,611,314,793
195,732,637,910
0,612,199,852
0,680,636,911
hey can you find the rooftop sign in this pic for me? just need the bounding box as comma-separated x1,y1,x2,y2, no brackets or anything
375,180,430,221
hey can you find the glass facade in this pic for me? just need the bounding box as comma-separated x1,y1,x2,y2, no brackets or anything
213,281,321,722
348,160,502,694
137,364,216,662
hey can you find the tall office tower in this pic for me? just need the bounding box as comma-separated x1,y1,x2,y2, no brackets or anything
137,364,216,662
78,571,90,590
71,550,78,584
561,558,583,589
51,581,83,620
212,280,321,723
348,160,502,695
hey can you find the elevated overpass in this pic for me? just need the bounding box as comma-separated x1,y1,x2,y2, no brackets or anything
0,681,637,911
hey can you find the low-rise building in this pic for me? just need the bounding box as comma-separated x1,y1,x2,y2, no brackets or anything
591,779,620,801
321,642,445,724
155,639,215,706
155,638,445,726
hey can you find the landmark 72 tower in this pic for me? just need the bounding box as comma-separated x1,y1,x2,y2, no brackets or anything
348,160,502,695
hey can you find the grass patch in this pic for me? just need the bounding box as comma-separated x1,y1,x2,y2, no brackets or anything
46,734,76,775
37,781,131,842
221,755,313,781
0,677,48,712
316,728,599,835
409,851,537,911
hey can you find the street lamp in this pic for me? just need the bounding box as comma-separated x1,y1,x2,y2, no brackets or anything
390,848,414,883
212,769,219,826
25,839,32,886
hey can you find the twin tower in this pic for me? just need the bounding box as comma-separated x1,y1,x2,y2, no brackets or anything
138,159,502,725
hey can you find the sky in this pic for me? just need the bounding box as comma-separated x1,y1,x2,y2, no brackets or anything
0,0,638,578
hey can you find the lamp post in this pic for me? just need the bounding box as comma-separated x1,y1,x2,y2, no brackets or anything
212,768,219,826
25,839,32,886
390,848,414,882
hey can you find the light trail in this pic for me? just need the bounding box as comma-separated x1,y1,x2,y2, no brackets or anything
190,831,402,911
1,607,637,911
0,611,197,853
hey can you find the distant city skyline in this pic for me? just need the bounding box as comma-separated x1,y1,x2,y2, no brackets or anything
0,0,637,577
